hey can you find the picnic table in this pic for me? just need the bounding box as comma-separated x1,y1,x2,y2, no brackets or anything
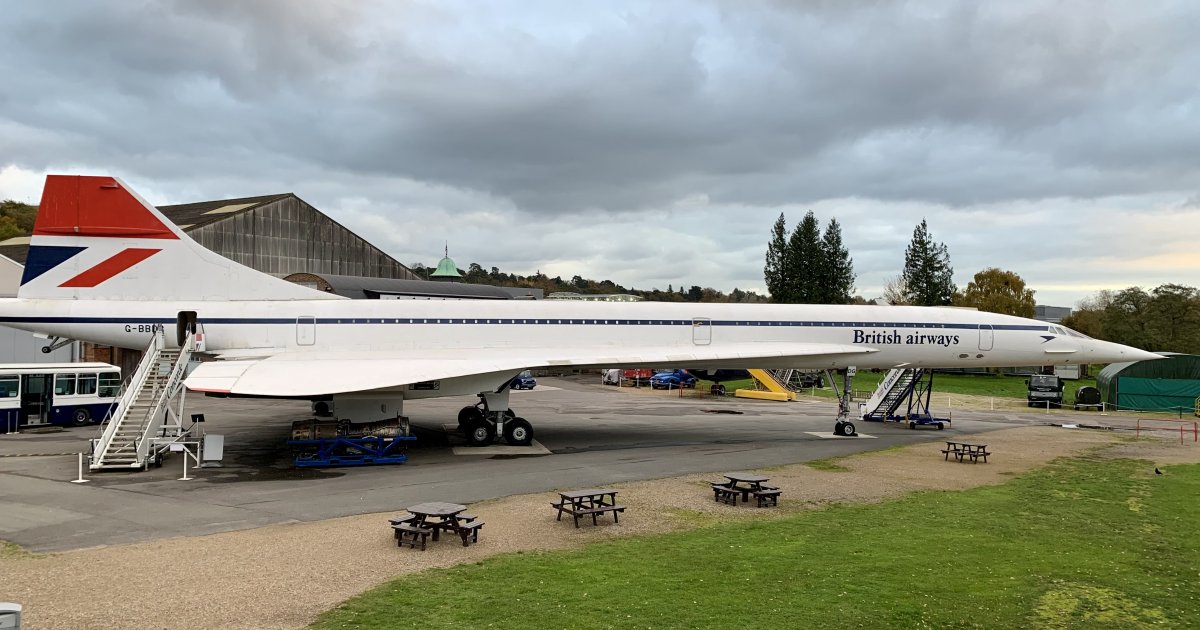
553,489,626,528
942,441,990,463
390,502,484,549
712,472,781,507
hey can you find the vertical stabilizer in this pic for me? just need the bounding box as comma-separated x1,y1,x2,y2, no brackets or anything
19,175,341,301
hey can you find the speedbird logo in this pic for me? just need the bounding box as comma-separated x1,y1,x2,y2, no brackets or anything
853,329,960,348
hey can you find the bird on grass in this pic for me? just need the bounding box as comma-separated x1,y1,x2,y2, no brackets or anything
1155,468,1163,475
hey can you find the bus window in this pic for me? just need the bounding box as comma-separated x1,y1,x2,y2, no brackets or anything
98,372,121,398
55,373,76,396
77,373,98,396
0,375,17,398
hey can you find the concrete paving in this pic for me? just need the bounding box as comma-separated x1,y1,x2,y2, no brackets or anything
0,376,1060,552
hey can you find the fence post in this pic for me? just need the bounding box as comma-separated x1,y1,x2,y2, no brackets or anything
1136,419,1140,439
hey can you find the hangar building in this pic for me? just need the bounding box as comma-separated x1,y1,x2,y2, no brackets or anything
1096,353,1200,413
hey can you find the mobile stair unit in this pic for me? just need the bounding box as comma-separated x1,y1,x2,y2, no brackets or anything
859,368,950,429
90,329,195,470
735,369,797,401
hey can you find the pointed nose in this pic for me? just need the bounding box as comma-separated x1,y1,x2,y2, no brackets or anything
1090,340,1163,363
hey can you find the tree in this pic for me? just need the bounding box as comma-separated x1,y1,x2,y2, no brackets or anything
763,213,788,302
952,268,1036,317
901,219,956,306
819,218,855,304
880,275,909,305
686,285,704,302
783,211,822,303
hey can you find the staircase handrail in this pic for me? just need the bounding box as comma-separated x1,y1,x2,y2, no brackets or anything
863,368,908,415
133,333,194,461
92,329,165,459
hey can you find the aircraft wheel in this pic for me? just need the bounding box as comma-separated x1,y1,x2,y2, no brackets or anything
458,406,484,431
839,421,856,437
466,418,495,447
834,421,845,435
503,417,534,446
711,384,725,396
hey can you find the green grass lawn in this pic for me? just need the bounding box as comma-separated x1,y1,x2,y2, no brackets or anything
698,371,1099,402
312,456,1199,629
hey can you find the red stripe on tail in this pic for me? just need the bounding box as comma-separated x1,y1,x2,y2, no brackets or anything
59,248,161,288
35,175,179,239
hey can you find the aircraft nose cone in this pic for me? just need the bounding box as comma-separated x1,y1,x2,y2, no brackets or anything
1095,342,1163,363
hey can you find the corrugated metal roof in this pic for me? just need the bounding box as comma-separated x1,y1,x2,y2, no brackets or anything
157,193,291,230
288,273,514,300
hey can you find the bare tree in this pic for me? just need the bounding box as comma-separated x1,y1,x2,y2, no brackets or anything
881,275,909,305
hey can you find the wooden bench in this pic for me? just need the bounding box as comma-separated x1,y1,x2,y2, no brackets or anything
752,489,781,508
456,520,484,546
555,503,626,528
967,448,990,463
394,524,433,550
389,514,416,526
712,485,740,505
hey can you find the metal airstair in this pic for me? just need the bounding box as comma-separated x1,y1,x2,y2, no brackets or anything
90,329,195,470
859,368,949,428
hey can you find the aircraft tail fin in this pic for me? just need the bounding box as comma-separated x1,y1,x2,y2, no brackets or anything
17,175,341,301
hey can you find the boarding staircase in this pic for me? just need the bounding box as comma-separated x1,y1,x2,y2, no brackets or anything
859,368,921,421
735,369,797,401
90,330,195,470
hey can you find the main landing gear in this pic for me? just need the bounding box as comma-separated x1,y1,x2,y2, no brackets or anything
456,390,534,447
826,367,859,437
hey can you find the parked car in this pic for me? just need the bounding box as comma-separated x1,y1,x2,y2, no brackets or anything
510,370,537,390
602,369,622,385
650,369,697,389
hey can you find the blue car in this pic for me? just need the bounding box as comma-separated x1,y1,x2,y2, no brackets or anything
510,370,537,390
650,369,697,389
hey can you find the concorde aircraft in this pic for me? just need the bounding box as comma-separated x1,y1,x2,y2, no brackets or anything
0,176,1160,443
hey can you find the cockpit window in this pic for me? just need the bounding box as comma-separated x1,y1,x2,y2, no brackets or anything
1062,326,1091,339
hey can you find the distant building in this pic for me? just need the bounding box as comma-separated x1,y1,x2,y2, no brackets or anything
285,273,542,300
429,245,463,281
1034,305,1072,323
547,292,643,302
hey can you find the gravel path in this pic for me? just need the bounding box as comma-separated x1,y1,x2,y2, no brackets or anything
2,426,1191,630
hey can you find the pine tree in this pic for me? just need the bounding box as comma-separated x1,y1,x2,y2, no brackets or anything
901,219,956,306
763,213,788,303
820,218,855,304
784,211,823,303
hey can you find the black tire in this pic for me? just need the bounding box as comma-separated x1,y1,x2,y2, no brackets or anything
840,421,856,437
458,406,484,430
466,418,495,447
503,417,534,446
908,421,916,430
72,408,90,427
936,422,945,430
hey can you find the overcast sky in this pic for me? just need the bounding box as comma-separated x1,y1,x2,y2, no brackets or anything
2,0,1198,306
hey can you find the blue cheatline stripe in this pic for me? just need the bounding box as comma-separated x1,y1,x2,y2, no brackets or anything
20,245,86,285
0,316,1049,331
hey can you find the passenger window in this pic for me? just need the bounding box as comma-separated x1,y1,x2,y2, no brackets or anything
0,375,17,398
98,372,121,398
77,373,98,396
55,373,77,396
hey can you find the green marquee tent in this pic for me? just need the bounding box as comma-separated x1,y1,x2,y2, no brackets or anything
1095,353,1200,413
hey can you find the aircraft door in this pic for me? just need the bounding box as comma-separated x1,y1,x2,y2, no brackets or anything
21,374,51,425
297,316,316,346
692,318,712,345
177,311,197,346
978,324,994,351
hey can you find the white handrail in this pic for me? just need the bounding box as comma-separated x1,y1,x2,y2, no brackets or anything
134,333,194,462
93,328,165,460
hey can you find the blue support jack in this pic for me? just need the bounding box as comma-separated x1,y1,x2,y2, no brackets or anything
288,434,417,468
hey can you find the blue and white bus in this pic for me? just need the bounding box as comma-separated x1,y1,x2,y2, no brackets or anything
0,363,121,430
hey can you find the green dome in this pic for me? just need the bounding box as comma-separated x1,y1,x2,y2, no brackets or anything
429,245,462,279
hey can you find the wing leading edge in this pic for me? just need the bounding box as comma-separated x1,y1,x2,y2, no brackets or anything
185,342,877,397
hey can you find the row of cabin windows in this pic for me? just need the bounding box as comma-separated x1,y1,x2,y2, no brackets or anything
54,373,121,397
0,373,121,398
